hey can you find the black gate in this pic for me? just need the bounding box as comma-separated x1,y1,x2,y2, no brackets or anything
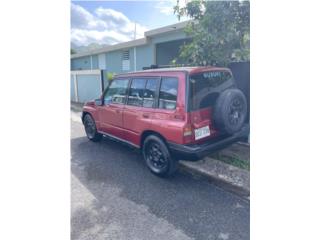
228,61,250,123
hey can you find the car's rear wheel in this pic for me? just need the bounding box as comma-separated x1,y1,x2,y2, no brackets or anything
142,135,178,177
83,114,102,142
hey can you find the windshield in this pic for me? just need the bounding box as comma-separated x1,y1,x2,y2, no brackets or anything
189,71,234,111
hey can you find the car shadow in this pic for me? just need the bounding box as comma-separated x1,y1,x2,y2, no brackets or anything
71,136,250,240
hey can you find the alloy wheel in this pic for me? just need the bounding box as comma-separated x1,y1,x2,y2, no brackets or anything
146,142,168,171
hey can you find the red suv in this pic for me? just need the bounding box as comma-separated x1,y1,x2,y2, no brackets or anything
82,66,248,177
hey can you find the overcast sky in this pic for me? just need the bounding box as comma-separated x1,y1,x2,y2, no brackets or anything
71,0,189,46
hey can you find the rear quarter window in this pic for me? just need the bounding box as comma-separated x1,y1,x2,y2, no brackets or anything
159,77,178,110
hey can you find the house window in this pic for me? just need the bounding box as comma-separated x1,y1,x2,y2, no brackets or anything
122,50,130,71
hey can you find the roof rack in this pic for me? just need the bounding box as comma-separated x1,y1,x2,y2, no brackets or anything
142,64,194,70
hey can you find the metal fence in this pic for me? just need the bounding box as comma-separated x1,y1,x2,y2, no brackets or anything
228,61,250,123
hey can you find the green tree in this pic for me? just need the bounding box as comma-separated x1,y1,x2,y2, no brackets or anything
71,48,77,55
174,0,250,66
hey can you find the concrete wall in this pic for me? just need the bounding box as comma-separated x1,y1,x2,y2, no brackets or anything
135,43,154,70
105,48,138,73
71,29,188,72
71,55,99,70
71,70,103,103
92,55,98,69
71,56,91,70
70,28,190,103
150,30,187,45
105,50,123,73
129,48,134,72
76,74,102,103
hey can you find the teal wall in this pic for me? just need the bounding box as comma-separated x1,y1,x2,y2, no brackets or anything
129,48,134,71
105,48,135,73
71,55,99,70
71,56,91,70
71,29,188,72
105,50,123,73
136,44,154,70
104,46,153,73
150,31,187,44
76,74,102,103
92,55,98,69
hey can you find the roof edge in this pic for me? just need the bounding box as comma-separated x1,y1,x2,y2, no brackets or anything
144,20,190,37
71,37,148,59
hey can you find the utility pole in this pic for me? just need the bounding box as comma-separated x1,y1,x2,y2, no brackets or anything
133,22,137,71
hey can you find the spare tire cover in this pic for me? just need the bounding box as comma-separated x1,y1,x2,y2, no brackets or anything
213,88,247,135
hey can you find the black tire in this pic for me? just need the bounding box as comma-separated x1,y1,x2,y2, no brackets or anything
213,88,247,135
142,135,178,177
83,114,102,142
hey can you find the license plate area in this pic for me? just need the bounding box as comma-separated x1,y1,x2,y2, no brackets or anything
194,126,210,140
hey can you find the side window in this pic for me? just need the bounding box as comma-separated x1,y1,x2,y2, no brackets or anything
143,78,158,108
104,79,129,105
127,78,159,108
159,77,178,110
127,79,146,107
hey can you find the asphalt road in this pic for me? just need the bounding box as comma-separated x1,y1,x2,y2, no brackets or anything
71,118,249,240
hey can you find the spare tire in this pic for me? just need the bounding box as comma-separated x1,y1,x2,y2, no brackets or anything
213,88,247,135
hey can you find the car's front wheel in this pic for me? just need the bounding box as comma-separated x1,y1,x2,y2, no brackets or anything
142,135,178,177
83,114,102,142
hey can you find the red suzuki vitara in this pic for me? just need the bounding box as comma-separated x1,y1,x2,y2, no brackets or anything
82,66,248,177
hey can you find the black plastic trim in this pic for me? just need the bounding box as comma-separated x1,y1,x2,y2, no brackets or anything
168,125,249,161
98,130,140,149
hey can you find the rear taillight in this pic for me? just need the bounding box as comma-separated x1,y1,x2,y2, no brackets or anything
183,124,193,143
183,125,192,137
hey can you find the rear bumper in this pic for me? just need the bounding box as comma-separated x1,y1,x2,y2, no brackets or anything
168,125,249,161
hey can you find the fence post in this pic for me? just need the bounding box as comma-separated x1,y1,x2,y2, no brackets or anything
100,69,104,94
73,73,79,102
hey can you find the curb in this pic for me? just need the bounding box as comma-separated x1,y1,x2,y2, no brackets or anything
179,157,250,198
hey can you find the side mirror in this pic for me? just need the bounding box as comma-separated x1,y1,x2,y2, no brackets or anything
95,98,103,106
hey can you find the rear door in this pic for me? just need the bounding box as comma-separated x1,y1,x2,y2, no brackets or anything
99,78,129,139
149,75,187,144
188,71,235,142
122,77,159,145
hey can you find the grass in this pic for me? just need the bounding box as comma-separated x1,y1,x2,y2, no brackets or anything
210,152,250,171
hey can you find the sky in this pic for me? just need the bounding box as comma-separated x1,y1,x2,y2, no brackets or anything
71,0,189,47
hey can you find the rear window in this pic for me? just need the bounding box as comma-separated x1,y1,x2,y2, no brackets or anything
189,71,234,111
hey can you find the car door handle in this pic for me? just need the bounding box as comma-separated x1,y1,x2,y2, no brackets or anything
142,113,149,118
115,109,121,114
